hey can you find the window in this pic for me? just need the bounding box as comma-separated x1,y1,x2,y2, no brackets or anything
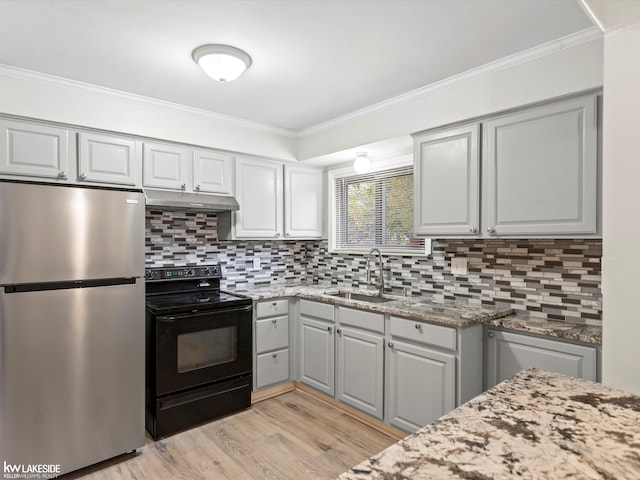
333,165,424,254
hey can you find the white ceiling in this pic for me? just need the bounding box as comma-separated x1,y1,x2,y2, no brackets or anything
0,0,595,135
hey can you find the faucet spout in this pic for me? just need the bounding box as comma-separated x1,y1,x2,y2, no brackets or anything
367,248,385,296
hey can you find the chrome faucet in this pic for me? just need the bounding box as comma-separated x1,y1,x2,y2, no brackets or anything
366,248,385,296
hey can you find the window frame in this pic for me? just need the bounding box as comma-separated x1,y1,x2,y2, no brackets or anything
328,155,427,256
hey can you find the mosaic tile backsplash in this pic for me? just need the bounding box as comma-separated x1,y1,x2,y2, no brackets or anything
146,210,602,326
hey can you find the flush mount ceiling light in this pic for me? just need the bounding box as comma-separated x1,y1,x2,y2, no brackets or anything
192,44,252,83
353,152,371,174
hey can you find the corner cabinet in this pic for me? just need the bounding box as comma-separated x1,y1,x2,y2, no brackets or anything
230,157,324,240
413,92,600,237
413,123,480,236
485,329,597,389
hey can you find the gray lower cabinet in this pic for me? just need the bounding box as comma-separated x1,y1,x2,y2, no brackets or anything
336,307,384,419
299,300,335,396
485,329,597,389
386,316,456,432
254,299,290,390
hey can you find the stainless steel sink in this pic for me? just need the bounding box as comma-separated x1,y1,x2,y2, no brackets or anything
325,291,394,303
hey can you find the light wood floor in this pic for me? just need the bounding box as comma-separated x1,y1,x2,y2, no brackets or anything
60,389,398,480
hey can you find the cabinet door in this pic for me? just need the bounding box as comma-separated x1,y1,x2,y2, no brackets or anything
0,119,70,180
142,142,190,190
234,157,283,238
299,316,334,396
485,329,597,389
386,340,455,433
193,150,233,194
284,165,323,239
413,123,480,236
336,327,384,419
483,95,598,236
78,133,139,187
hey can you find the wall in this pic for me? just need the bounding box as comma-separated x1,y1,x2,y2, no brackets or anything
147,210,601,326
0,69,298,161
602,24,640,394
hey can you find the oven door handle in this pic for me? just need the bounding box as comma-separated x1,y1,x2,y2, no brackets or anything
156,304,253,323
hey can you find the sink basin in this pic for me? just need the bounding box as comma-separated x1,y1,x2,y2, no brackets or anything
325,291,394,303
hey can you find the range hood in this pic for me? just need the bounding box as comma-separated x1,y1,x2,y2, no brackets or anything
144,188,239,212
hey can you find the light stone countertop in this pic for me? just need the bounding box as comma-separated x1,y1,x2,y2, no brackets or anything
337,369,640,480
232,283,601,345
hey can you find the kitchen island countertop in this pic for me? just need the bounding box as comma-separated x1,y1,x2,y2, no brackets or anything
337,369,640,480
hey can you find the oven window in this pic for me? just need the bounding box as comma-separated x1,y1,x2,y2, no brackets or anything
177,326,237,373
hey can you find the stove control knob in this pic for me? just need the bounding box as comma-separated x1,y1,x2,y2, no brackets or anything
186,269,194,276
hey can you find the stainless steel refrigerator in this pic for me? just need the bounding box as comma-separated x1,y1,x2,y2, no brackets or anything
0,181,145,476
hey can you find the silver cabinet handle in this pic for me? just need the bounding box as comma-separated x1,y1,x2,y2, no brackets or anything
327,326,332,333
79,173,87,180
272,353,278,358
415,323,421,330
272,302,277,306
57,171,67,179
388,342,394,348
488,332,495,338
181,183,186,190
275,232,281,238
336,328,342,334
469,226,477,233
195,184,201,191
272,319,277,324
487,227,495,234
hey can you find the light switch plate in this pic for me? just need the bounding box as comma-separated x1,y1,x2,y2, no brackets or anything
451,257,468,276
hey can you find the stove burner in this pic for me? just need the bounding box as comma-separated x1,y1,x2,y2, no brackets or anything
193,294,213,303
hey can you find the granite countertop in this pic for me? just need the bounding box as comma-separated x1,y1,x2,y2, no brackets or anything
233,284,602,344
338,369,640,480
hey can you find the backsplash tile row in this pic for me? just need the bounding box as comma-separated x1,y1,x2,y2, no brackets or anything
145,210,602,325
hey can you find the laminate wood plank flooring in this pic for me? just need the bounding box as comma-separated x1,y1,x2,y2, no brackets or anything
59,390,398,480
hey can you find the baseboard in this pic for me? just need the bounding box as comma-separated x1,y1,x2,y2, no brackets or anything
251,381,296,404
293,382,407,441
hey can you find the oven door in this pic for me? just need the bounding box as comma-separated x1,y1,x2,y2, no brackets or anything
154,304,252,396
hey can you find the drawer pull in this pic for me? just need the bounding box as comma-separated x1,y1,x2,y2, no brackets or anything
272,302,277,306
388,342,394,348
272,353,278,358
272,319,277,324
415,323,422,330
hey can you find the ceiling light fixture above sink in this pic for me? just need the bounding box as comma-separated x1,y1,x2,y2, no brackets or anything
353,152,371,173
192,44,252,83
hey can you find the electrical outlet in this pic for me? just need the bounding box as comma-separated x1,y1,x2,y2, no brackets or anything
253,257,261,270
451,257,468,276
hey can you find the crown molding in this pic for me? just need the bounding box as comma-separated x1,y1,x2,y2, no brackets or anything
298,27,603,137
0,63,298,138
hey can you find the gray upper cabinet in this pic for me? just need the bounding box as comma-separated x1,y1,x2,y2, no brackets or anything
78,132,140,187
413,93,600,238
413,123,480,236
0,119,71,181
483,95,598,236
193,149,233,195
142,142,190,190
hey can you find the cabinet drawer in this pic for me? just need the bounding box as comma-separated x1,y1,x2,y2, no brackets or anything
256,315,289,354
338,307,384,333
256,299,289,318
390,316,456,351
300,299,334,322
256,348,290,389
